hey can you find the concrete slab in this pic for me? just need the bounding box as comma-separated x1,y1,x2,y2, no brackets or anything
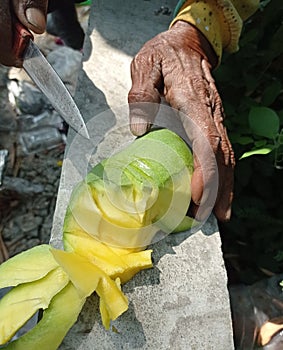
50,1,234,349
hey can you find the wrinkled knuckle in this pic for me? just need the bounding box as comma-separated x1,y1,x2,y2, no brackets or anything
191,76,207,91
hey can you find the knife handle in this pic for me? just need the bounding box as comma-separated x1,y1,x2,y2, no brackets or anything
13,19,34,60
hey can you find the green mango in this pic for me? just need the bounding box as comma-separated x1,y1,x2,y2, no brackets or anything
0,129,195,350
64,129,194,249
0,267,69,345
51,249,128,325
0,245,59,288
4,282,85,350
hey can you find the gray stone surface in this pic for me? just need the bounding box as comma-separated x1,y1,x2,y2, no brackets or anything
50,1,234,349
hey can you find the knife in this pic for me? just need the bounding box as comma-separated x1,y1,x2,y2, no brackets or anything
14,20,89,139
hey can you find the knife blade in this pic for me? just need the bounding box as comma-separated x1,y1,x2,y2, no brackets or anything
14,21,89,139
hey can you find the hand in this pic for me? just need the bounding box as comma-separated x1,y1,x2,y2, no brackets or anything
128,21,235,222
0,0,48,67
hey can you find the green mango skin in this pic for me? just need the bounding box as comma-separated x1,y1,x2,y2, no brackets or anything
0,245,59,289
3,283,85,350
86,128,193,188
0,267,69,345
65,129,195,249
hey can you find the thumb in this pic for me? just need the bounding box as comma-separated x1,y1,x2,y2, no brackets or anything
12,0,48,34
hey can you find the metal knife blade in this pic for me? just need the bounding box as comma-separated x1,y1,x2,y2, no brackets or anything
22,39,89,139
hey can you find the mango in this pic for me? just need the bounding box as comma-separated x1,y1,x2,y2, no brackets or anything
99,277,124,329
0,245,59,288
4,282,85,350
63,228,153,283
51,249,128,325
51,248,102,297
0,267,69,345
64,129,194,250
0,129,194,350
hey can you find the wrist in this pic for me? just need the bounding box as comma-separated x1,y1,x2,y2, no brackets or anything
170,0,243,66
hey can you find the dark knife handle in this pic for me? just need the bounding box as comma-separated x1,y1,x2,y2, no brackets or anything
13,19,34,60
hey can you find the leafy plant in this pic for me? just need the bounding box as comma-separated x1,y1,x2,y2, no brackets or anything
215,0,283,284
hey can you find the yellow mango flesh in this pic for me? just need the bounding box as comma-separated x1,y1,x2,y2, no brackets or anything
63,228,153,284
96,276,128,323
51,249,128,325
0,267,69,345
51,248,101,297
99,277,123,330
5,282,85,350
0,245,59,288
65,182,101,237
65,181,158,249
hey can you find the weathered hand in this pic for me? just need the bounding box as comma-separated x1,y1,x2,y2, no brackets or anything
128,21,235,222
0,0,48,67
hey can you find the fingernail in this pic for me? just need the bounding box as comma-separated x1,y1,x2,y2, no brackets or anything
25,8,46,32
130,117,151,136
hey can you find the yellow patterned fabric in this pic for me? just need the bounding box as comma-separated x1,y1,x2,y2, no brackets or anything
170,0,259,64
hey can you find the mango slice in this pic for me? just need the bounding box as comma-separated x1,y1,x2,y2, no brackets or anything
99,278,123,330
4,282,85,350
0,267,69,345
96,276,128,324
118,250,153,283
63,228,153,284
50,249,101,297
0,245,58,288
51,249,128,324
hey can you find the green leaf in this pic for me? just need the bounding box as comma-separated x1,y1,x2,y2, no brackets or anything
240,147,274,159
248,107,280,139
262,80,282,106
254,140,267,147
229,134,254,145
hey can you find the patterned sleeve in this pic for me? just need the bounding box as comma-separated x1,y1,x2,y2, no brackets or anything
170,0,259,64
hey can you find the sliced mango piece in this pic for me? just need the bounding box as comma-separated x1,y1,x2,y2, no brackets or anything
4,282,85,350
96,275,128,322
50,249,100,298
64,232,130,279
63,229,153,283
65,181,158,249
119,250,153,283
0,245,58,288
64,227,130,269
99,297,110,330
51,249,128,324
0,267,69,345
99,278,122,330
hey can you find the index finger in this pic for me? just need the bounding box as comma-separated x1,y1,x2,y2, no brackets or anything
128,39,163,136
